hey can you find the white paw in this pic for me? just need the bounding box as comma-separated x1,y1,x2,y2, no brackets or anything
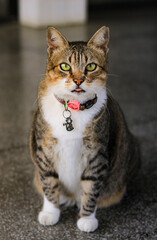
77,216,98,232
38,209,60,226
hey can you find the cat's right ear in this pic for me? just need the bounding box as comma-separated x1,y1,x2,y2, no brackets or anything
87,26,109,53
47,27,69,55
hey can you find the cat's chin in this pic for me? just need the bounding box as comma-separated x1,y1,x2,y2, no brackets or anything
70,90,92,97
55,92,95,104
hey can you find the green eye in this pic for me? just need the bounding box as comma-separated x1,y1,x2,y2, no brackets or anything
86,63,97,71
60,63,71,71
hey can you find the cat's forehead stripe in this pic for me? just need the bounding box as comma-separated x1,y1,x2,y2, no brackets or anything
68,45,88,67
79,53,82,65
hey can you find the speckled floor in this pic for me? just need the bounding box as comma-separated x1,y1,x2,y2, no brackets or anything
0,5,157,240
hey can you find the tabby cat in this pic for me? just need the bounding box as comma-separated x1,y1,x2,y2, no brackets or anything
30,26,140,232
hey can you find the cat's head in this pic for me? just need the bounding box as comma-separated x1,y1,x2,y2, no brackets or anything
45,26,109,101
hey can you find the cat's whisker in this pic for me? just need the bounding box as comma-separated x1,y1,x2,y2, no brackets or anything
38,74,46,77
33,96,39,106
106,87,113,98
82,74,91,81
107,73,119,78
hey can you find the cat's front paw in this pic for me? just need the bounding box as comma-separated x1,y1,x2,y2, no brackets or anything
77,216,98,232
38,208,60,226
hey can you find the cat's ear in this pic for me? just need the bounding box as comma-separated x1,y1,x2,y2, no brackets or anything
87,26,109,52
47,27,69,54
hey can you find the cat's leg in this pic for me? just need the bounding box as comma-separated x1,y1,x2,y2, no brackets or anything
33,154,60,225
39,194,60,225
77,179,99,232
37,172,60,226
77,152,108,232
77,206,98,233
34,169,60,224
37,169,60,226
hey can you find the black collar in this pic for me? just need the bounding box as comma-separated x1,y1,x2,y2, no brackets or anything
55,95,97,111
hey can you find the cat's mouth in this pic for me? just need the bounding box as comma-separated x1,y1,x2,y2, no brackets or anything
71,87,86,93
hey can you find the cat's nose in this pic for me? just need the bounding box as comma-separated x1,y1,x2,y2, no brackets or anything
73,78,84,86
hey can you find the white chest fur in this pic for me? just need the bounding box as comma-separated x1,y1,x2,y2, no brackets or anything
55,138,86,195
41,89,107,197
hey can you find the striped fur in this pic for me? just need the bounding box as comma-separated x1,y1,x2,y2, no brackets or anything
30,26,140,232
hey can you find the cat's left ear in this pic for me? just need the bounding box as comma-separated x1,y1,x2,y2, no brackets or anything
47,26,69,55
87,26,109,52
